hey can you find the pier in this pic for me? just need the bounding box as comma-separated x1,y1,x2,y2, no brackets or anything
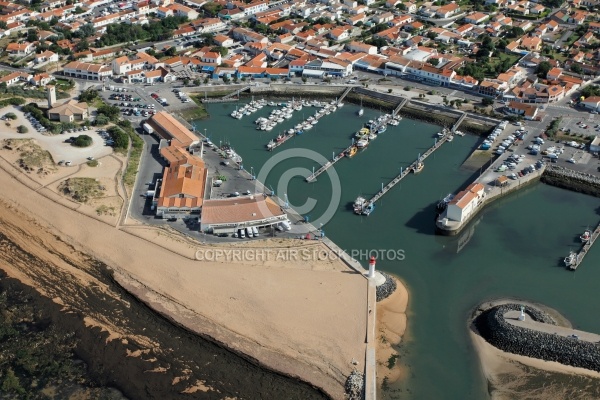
392,97,408,117
267,132,295,151
305,114,393,182
337,86,353,103
451,112,466,133
364,135,448,206
571,221,600,270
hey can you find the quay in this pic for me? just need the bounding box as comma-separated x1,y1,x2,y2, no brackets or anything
570,221,600,270
305,114,393,182
363,135,448,207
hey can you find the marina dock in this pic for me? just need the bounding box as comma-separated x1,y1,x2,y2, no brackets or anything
305,115,393,182
451,112,466,132
337,86,353,103
363,135,448,206
392,97,408,117
267,132,295,151
570,221,600,270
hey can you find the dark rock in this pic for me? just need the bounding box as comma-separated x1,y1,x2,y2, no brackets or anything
376,272,396,302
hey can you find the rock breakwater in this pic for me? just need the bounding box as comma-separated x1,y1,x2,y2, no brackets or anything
541,165,600,198
475,303,600,373
344,370,364,400
376,272,397,302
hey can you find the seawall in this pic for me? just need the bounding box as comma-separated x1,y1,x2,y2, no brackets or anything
541,165,600,198
473,303,600,373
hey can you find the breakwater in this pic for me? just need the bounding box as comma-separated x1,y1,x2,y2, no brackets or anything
375,272,397,302
541,165,600,198
474,303,600,373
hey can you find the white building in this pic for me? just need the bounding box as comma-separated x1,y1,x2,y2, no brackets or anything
446,183,485,222
63,61,113,81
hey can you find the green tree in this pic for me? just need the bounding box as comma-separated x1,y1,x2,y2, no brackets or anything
17,125,28,133
428,58,439,66
536,61,552,78
482,97,494,106
210,46,228,57
427,31,438,40
193,79,201,86
571,64,583,74
164,47,177,57
79,88,98,103
4,112,16,120
72,135,92,147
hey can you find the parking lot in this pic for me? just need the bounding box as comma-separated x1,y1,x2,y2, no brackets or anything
0,106,113,166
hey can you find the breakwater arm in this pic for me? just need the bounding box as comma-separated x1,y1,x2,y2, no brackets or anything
541,165,600,198
474,304,600,373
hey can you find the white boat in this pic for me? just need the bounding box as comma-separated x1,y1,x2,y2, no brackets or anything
358,108,364,116
268,101,276,106
287,129,295,135
276,117,284,123
437,131,445,137
447,135,454,142
303,123,313,130
337,102,344,107
388,119,399,126
267,140,275,150
564,251,577,268
353,196,366,214
581,229,592,243
356,138,369,148
311,119,318,125
266,125,273,131
295,124,303,130
368,133,377,140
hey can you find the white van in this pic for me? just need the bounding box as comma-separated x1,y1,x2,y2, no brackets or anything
238,228,246,238
251,226,259,237
279,220,291,231
245,227,252,238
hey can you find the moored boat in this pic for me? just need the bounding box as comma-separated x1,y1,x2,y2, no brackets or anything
581,229,592,243
353,196,366,214
346,146,358,158
412,162,424,173
356,138,369,149
436,193,454,212
377,125,387,134
564,251,577,268
362,202,375,216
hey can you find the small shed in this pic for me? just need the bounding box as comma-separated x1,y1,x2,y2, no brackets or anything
495,175,510,187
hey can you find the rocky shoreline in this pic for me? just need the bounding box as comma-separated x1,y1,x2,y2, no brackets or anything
541,165,600,198
376,272,397,302
474,303,600,373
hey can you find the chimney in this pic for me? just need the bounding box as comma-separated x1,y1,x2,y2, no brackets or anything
46,85,56,108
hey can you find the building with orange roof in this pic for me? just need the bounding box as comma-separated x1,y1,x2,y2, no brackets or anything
446,183,485,222
200,195,288,234
147,111,200,148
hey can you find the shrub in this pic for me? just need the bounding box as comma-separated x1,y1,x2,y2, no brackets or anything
72,135,93,147
387,88,392,93
4,112,17,120
16,125,28,133
404,86,411,91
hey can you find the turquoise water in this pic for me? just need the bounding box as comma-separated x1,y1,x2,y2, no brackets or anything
194,102,600,399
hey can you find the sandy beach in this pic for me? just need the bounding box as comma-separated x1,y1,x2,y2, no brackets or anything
470,300,600,400
375,276,409,393
0,154,370,398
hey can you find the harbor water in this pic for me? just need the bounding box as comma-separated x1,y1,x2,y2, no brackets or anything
194,101,600,399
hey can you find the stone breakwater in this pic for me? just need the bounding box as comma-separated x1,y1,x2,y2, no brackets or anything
475,304,600,373
541,165,600,198
344,370,364,400
376,272,397,302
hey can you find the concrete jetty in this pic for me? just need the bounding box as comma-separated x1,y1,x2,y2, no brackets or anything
337,86,353,103
305,115,392,182
570,221,600,270
363,135,448,207
392,97,408,117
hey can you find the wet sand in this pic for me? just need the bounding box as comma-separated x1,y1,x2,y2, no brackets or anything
0,155,369,398
376,276,409,394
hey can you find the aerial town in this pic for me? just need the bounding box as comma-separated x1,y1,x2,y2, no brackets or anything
3,0,600,398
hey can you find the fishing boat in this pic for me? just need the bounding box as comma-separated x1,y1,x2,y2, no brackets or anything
362,202,375,216
436,193,455,212
368,132,377,140
353,196,366,214
346,145,358,158
377,125,387,134
581,229,592,243
412,162,424,173
356,138,369,149
388,119,399,126
564,251,577,268
276,134,285,142
266,140,275,150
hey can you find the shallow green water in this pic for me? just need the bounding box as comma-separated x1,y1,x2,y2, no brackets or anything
194,101,600,399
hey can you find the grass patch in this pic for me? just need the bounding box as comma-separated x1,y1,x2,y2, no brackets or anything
118,123,144,189
96,204,116,216
178,102,209,121
488,53,521,73
3,139,56,175
59,177,105,203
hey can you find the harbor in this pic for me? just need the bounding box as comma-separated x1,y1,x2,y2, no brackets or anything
193,100,600,399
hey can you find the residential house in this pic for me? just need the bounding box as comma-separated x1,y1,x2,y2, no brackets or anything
581,96,600,111
0,71,31,86
214,34,234,47
34,50,58,64
521,36,541,51
30,73,52,86
346,41,377,55
6,41,34,57
435,3,460,18
505,101,539,119
464,12,488,24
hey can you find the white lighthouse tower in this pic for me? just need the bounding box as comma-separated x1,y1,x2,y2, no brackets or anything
368,256,376,278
